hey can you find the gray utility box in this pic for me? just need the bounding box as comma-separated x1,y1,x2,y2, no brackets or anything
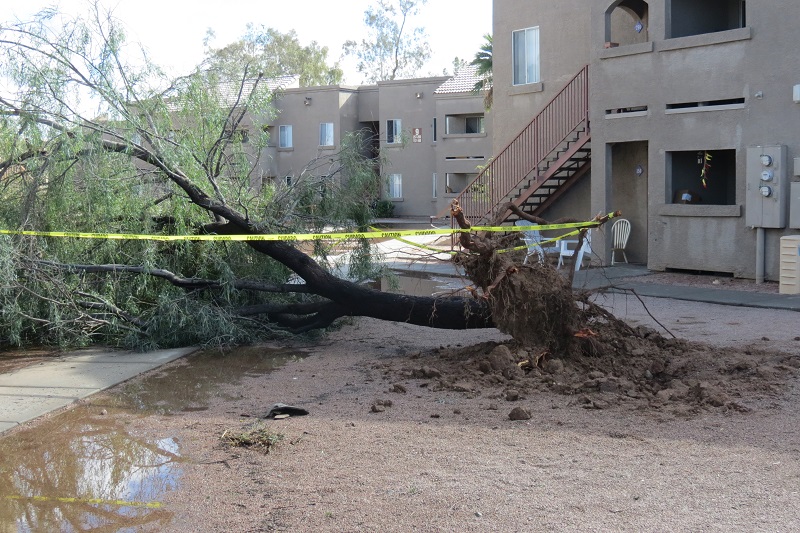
746,145,788,228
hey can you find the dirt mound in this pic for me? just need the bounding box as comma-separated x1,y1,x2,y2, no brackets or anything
376,327,800,417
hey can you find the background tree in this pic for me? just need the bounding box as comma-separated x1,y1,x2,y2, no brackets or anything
202,24,343,87
470,33,493,109
342,0,431,82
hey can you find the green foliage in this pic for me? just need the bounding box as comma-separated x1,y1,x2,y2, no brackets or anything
471,33,493,109
372,200,395,218
343,0,431,82
0,7,385,350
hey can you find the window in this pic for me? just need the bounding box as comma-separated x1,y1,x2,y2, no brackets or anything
388,173,402,199
432,173,437,198
667,149,736,205
466,116,484,134
445,114,485,135
513,26,540,85
432,118,437,142
279,125,292,148
387,119,402,144
445,173,477,194
319,123,334,147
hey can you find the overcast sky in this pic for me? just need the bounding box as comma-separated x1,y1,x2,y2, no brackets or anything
5,0,492,84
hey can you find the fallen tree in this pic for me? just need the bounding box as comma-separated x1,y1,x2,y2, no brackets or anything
0,6,618,354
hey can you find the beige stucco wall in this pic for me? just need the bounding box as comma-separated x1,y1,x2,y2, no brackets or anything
590,0,800,279
378,78,448,217
434,94,492,215
490,0,800,279
491,0,592,154
267,86,359,181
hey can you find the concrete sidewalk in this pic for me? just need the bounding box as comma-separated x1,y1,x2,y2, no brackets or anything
385,259,800,312
573,264,800,312
0,347,196,435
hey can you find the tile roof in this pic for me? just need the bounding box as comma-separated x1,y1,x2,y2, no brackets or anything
434,65,488,95
216,75,300,107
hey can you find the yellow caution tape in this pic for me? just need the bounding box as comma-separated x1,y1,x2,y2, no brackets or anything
5,494,163,508
0,215,612,243
369,226,457,255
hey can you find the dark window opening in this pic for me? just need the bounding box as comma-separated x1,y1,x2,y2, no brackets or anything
666,98,744,110
605,106,648,115
445,156,486,161
668,0,746,39
668,149,736,205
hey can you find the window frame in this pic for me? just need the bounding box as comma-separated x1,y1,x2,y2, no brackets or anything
386,119,402,144
388,173,403,199
278,125,293,148
666,149,737,206
512,26,541,86
319,122,334,147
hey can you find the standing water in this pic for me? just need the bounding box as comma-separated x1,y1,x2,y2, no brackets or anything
0,345,305,530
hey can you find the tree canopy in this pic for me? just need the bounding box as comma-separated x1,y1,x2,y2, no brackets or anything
342,0,431,82
470,33,493,109
202,24,343,87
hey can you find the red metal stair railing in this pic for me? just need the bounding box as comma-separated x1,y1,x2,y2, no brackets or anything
452,65,590,225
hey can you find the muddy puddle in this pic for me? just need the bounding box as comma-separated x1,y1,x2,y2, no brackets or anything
0,345,305,531
382,273,467,297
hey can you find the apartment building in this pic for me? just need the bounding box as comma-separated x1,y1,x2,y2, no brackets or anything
256,67,491,218
477,0,800,280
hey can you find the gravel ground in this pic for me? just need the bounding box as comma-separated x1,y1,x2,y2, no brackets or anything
101,289,800,533
3,272,799,532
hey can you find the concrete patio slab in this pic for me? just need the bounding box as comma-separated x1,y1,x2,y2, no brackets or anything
0,347,196,434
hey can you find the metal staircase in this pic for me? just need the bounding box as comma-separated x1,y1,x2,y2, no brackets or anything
453,65,591,224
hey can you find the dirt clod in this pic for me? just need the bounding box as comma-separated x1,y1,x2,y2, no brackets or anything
508,406,532,420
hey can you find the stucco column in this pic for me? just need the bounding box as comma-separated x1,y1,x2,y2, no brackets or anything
590,143,613,265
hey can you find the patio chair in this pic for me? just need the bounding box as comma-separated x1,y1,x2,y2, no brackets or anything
611,218,631,265
557,229,592,271
514,220,559,264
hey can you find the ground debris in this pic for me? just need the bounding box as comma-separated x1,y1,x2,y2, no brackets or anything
221,422,284,453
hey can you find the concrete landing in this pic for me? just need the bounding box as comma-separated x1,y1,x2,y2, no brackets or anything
0,347,196,435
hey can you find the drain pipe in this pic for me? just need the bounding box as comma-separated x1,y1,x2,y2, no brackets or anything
756,226,765,284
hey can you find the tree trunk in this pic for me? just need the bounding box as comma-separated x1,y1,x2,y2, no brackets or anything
245,239,493,330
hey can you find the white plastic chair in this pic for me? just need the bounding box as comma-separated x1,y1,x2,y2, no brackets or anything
514,220,559,264
611,218,631,265
557,229,592,271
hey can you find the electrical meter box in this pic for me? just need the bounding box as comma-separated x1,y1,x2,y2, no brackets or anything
746,145,788,228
